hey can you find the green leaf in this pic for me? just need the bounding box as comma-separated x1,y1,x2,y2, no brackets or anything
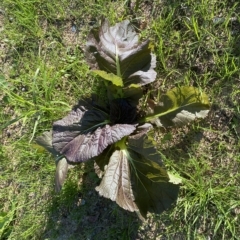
128,152,169,183
130,155,179,218
122,86,143,106
92,70,123,86
127,129,179,217
107,84,143,104
147,86,210,127
107,84,124,100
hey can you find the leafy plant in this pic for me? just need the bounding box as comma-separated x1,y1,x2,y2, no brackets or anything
36,19,210,218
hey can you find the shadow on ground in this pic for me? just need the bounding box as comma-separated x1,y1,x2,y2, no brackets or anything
43,161,141,240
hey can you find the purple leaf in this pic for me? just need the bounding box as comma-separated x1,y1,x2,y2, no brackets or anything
96,150,138,212
85,20,157,87
52,103,137,163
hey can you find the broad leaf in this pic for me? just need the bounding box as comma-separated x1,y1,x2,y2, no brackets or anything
95,126,179,218
126,123,161,163
85,20,157,87
147,86,210,127
52,103,137,163
131,171,179,217
127,128,179,217
96,149,138,212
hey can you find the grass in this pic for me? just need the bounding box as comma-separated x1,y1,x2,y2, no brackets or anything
0,0,240,239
